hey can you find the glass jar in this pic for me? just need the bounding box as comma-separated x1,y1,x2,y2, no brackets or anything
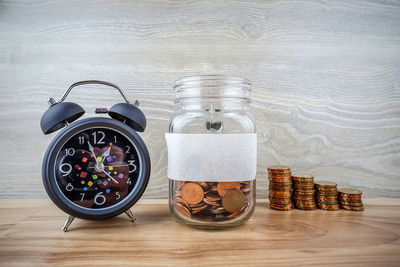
166,75,257,229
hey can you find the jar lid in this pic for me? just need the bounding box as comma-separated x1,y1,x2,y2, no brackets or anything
174,75,251,100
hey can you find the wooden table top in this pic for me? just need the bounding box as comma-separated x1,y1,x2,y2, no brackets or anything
1,199,399,266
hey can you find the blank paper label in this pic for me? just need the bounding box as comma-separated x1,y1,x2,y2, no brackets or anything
165,133,257,182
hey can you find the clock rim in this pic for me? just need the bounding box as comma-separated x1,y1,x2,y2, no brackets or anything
42,117,151,220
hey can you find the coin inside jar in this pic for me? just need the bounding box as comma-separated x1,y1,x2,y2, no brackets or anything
217,182,241,197
175,202,191,217
222,189,245,213
181,182,204,205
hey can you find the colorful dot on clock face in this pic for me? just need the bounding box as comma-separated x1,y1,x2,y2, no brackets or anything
90,154,94,158
87,181,93,186
105,189,110,194
83,187,87,191
102,181,108,186
95,187,98,190
108,166,113,171
81,180,85,184
114,171,117,175
97,179,102,185
97,157,102,162
92,174,98,180
108,178,111,182
107,156,116,162
80,172,87,178
107,171,111,175
82,157,88,163
118,173,123,178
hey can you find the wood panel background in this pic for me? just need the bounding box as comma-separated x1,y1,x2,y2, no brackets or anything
0,0,399,198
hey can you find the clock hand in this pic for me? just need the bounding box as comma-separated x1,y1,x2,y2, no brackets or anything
100,146,112,164
89,164,129,169
101,170,119,184
87,141,99,163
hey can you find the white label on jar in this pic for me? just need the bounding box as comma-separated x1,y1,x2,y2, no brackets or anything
165,133,257,182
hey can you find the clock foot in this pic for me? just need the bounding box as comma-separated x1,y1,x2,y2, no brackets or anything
125,210,136,222
62,215,75,232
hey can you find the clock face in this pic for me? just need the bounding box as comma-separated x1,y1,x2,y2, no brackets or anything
54,127,139,209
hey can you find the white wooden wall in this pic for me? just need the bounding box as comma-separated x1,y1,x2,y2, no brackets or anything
0,0,399,198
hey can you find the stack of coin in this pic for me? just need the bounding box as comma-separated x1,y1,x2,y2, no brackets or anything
172,181,252,222
338,188,364,211
267,165,293,211
292,174,316,210
315,181,340,211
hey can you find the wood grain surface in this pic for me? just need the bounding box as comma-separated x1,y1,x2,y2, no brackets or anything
0,199,399,266
0,0,399,198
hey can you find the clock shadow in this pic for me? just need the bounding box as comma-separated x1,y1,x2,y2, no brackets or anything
67,216,138,232
64,205,172,232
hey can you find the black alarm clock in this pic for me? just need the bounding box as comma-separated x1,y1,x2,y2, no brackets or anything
40,80,151,231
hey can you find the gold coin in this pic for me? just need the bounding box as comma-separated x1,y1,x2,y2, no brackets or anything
316,187,338,192
269,191,292,198
292,174,314,182
293,193,315,198
217,182,241,197
338,188,362,195
269,173,292,177
295,199,316,203
294,198,315,202
269,186,293,191
270,203,294,211
222,189,245,213
293,185,314,192
294,181,314,186
269,197,292,204
296,201,316,205
174,181,186,190
292,174,313,178
268,177,292,183
269,181,293,185
340,201,363,207
319,204,340,211
267,165,291,171
196,182,209,189
296,202,316,205
341,205,364,211
317,196,338,200
181,182,204,205
340,197,362,203
297,206,316,210
315,181,337,187
190,204,208,214
339,194,362,198
175,202,191,217
317,192,338,197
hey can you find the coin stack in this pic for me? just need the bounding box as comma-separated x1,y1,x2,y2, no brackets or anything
338,188,364,211
267,165,294,211
173,181,252,222
315,181,340,211
292,174,316,210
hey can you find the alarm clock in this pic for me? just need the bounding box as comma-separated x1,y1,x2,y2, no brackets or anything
40,80,151,231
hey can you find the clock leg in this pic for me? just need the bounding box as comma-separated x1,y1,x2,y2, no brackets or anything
125,209,136,222
62,215,75,232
